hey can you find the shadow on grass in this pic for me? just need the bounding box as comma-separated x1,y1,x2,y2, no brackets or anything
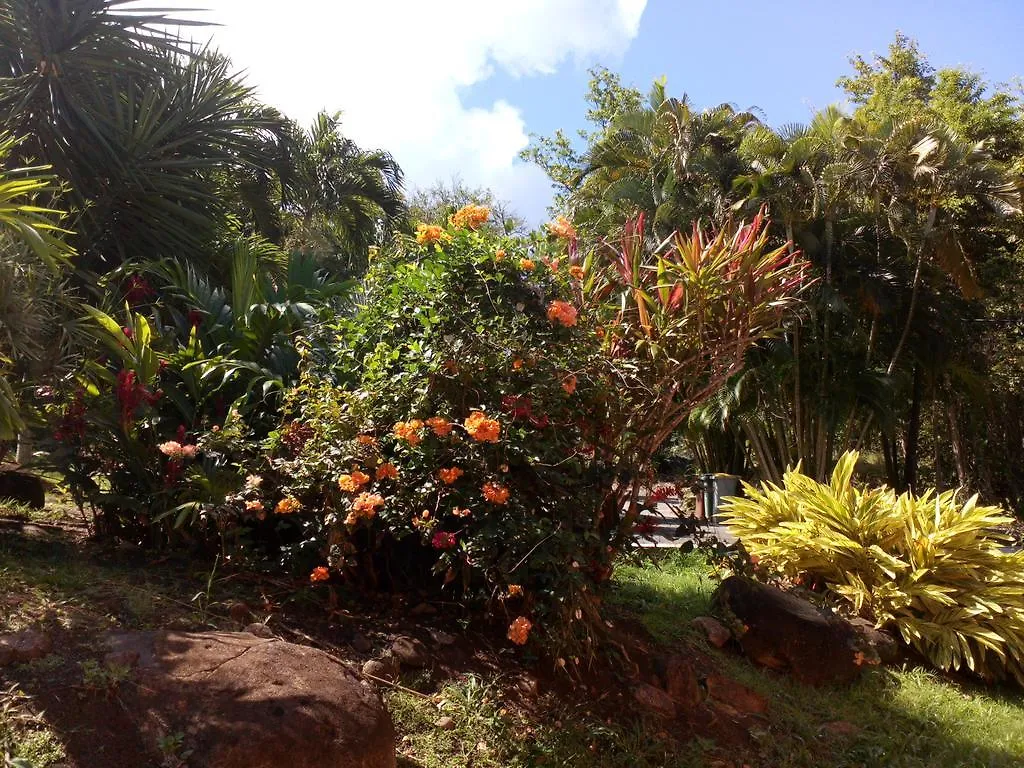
608,548,1024,768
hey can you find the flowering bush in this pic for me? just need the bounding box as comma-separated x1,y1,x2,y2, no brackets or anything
250,208,616,652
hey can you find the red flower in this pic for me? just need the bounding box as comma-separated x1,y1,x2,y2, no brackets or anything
431,531,457,550
121,326,134,340
124,275,156,306
500,394,533,421
188,309,204,328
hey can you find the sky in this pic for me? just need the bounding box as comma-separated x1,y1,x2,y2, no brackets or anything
175,0,1024,225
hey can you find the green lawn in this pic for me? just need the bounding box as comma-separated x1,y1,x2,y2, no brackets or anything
608,550,1024,768
2,514,1022,768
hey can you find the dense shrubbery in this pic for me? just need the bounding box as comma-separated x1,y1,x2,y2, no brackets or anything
720,451,1024,684
43,203,807,655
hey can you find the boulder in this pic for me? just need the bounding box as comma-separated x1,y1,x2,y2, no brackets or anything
662,654,702,709
714,576,868,686
0,629,52,666
0,469,45,509
390,636,429,668
107,631,395,768
704,674,767,716
632,682,676,718
691,616,731,648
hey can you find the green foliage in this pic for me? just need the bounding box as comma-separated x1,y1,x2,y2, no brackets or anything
250,212,613,652
720,451,1024,685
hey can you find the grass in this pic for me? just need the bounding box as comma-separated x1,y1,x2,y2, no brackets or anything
387,675,710,768
609,549,1024,768
1,510,1022,767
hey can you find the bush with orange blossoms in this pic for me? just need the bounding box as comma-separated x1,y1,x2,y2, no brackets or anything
309,566,331,583
375,462,399,480
338,469,370,492
507,616,532,645
547,300,578,327
482,481,510,504
519,257,535,272
426,416,453,437
569,265,585,280
547,215,577,241
275,497,300,515
439,467,464,484
464,411,500,442
415,224,449,245
449,203,490,230
393,419,424,445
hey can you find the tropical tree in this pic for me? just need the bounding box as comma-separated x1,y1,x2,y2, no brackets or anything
0,0,280,273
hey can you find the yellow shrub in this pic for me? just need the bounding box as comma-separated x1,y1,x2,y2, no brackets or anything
719,451,1024,685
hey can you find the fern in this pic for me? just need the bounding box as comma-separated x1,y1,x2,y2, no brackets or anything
720,451,1024,685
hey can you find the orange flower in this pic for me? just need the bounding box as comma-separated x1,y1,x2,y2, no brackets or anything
449,203,491,230
507,616,532,645
356,434,377,446
393,419,424,445
546,300,578,327
245,500,264,514
464,411,501,443
275,496,300,515
519,258,535,272
482,481,510,505
512,358,524,371
494,248,506,262
547,215,577,241
415,224,449,245
352,492,385,515
426,416,453,437
346,492,385,525
376,462,399,480
452,507,472,518
338,469,371,492
561,374,577,395
310,566,330,583
507,584,523,597
439,467,464,485
569,265,585,280
595,326,606,339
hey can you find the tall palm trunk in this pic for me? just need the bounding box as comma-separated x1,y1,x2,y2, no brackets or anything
888,206,936,376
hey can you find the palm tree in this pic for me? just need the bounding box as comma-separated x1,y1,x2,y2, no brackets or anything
280,112,407,276
0,1,280,273
575,79,759,234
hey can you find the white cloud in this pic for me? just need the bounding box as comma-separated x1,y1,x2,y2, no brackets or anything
177,0,647,223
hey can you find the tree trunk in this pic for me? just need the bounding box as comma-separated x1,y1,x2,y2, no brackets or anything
15,432,33,465
903,363,923,493
947,397,969,488
888,206,937,377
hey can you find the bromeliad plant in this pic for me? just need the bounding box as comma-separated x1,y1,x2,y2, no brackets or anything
719,451,1024,685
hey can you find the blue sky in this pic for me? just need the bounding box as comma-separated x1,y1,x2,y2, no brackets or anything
468,0,1024,148
193,0,1023,225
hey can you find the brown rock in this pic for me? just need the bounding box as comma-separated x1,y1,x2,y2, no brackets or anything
0,469,45,509
847,617,900,665
390,636,429,668
714,576,865,686
350,632,373,654
704,674,767,716
362,658,399,683
632,683,676,718
434,716,455,730
516,674,540,699
244,623,274,639
691,616,731,648
428,629,456,647
409,603,437,616
663,655,702,709
108,631,395,768
0,629,52,666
